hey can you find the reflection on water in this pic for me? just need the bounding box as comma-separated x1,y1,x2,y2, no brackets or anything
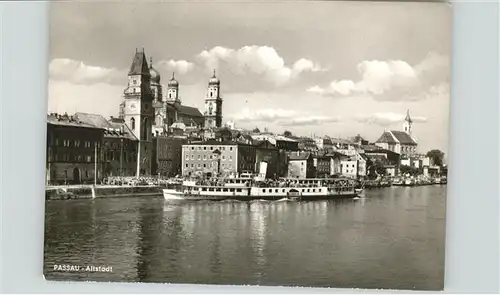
44,186,446,290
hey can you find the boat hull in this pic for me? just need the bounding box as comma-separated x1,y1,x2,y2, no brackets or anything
162,189,361,201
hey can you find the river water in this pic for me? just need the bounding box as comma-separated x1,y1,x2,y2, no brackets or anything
43,186,446,291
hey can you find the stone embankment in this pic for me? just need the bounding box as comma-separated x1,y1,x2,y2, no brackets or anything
45,185,163,200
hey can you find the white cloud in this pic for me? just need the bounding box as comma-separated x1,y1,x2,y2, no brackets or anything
292,58,326,75
279,115,340,127
230,108,339,127
49,58,125,85
355,112,428,126
231,108,297,122
307,52,449,101
156,59,195,75
196,45,325,85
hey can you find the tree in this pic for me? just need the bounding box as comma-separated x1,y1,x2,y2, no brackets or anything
399,165,420,176
252,127,261,133
426,149,445,167
283,130,292,137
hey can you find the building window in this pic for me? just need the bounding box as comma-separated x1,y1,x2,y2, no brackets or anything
191,155,194,160
203,155,206,160
133,79,137,84
229,156,232,161
130,118,135,130
230,147,233,151
198,155,201,160
191,164,194,168
87,155,92,162
197,164,200,168
210,147,213,150
203,164,206,168
185,154,189,159
185,164,188,168
204,147,207,150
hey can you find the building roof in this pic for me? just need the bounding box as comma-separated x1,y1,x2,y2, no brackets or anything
166,102,203,118
177,105,203,117
288,152,312,161
325,151,349,159
185,139,251,146
362,144,382,151
375,131,398,144
390,130,417,145
365,148,400,157
106,120,138,141
129,50,150,76
47,113,102,130
365,154,388,162
358,153,369,161
75,112,137,140
75,112,113,129
330,138,354,145
375,129,417,145
253,139,278,149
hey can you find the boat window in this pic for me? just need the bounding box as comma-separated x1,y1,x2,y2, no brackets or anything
236,189,241,192
313,189,315,192
275,189,278,193
282,189,285,193
263,189,266,193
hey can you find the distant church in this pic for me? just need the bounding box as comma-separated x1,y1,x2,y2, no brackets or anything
375,110,418,157
119,49,223,138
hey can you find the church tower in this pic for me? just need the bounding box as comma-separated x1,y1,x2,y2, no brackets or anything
204,70,222,129
166,72,180,105
403,109,413,135
149,57,162,103
122,49,154,176
149,57,167,136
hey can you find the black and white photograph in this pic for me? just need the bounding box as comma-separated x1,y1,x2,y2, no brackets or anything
44,0,451,291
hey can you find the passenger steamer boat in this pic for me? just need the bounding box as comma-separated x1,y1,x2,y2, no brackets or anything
163,177,362,201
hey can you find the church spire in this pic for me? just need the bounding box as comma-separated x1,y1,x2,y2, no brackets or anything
403,109,413,135
405,109,412,123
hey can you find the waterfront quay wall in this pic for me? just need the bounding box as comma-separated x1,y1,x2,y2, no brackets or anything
45,185,163,200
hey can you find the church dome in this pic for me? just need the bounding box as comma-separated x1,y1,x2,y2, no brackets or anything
150,67,161,83
149,57,161,83
209,70,220,86
168,72,179,87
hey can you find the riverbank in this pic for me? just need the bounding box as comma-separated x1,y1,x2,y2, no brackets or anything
45,185,163,200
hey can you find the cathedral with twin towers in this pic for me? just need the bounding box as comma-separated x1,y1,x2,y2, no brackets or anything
119,49,223,142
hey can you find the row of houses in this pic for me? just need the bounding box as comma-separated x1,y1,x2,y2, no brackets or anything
46,109,436,184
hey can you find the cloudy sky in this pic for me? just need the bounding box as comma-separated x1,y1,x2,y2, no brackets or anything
48,0,451,154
